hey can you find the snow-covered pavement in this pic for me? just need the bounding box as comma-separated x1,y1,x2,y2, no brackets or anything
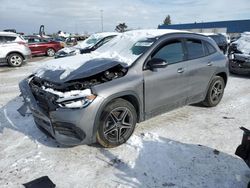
0,60,250,188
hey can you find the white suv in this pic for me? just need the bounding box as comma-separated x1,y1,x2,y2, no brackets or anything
0,32,31,67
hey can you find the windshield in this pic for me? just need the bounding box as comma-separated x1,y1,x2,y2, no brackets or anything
96,33,157,65
85,37,99,45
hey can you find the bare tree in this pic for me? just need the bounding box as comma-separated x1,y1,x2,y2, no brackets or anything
163,15,171,25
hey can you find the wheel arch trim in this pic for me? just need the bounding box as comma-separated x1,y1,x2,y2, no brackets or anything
6,51,25,60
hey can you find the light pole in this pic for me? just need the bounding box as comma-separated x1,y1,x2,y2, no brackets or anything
100,10,103,32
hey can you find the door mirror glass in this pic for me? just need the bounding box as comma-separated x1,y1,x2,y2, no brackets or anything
147,58,168,70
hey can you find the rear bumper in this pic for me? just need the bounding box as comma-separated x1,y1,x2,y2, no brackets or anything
19,78,103,146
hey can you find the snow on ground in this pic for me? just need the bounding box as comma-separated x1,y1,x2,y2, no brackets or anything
0,58,250,187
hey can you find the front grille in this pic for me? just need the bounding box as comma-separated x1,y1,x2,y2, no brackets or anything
29,77,58,113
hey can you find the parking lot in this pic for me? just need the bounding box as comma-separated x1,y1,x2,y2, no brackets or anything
0,57,250,187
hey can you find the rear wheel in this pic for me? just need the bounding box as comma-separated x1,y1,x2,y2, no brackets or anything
97,98,137,148
202,76,225,107
46,48,55,57
7,53,23,67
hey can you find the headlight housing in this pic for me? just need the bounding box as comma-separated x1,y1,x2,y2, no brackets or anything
56,94,96,109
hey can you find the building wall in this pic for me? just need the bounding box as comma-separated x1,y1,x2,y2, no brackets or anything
158,19,250,34
183,28,227,33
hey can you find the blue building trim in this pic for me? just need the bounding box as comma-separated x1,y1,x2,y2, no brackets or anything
158,19,250,33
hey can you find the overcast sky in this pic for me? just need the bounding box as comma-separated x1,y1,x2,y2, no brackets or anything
0,0,249,34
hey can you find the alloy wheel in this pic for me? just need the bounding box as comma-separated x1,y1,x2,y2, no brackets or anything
47,48,55,57
210,80,223,103
103,107,134,143
10,55,22,66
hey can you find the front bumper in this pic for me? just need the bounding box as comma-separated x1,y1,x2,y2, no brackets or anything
24,54,32,61
19,78,103,146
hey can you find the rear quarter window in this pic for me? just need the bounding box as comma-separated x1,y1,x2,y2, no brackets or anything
0,36,16,43
4,36,16,42
204,41,217,55
186,39,205,60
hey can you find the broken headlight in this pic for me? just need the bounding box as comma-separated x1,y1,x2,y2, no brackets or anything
56,94,96,109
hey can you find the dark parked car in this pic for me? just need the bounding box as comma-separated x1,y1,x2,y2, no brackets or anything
26,37,63,57
55,32,118,58
19,29,228,147
228,33,250,75
207,34,228,54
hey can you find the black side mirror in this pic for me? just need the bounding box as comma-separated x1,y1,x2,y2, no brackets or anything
147,58,168,70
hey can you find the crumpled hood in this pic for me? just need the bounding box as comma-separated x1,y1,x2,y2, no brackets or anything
36,58,126,83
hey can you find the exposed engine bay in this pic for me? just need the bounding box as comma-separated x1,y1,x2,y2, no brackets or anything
31,65,128,92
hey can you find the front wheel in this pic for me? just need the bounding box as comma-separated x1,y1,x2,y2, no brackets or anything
202,76,225,107
7,53,23,67
46,48,55,57
97,98,137,148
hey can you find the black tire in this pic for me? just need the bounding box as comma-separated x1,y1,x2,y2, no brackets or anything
202,76,225,107
46,48,55,57
97,98,137,148
7,53,23,67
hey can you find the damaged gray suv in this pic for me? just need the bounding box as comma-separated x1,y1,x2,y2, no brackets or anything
19,29,229,147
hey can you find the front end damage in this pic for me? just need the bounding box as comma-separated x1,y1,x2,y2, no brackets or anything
18,62,128,145
229,53,250,75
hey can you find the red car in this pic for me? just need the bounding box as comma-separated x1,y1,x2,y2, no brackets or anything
27,37,63,57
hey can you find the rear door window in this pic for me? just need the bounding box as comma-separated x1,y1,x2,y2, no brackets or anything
152,40,184,64
186,39,205,59
28,38,40,43
41,39,49,43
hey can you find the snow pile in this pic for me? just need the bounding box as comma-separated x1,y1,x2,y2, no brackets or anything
234,32,250,54
42,87,91,98
96,29,186,64
41,87,93,108
35,53,99,79
126,135,143,152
